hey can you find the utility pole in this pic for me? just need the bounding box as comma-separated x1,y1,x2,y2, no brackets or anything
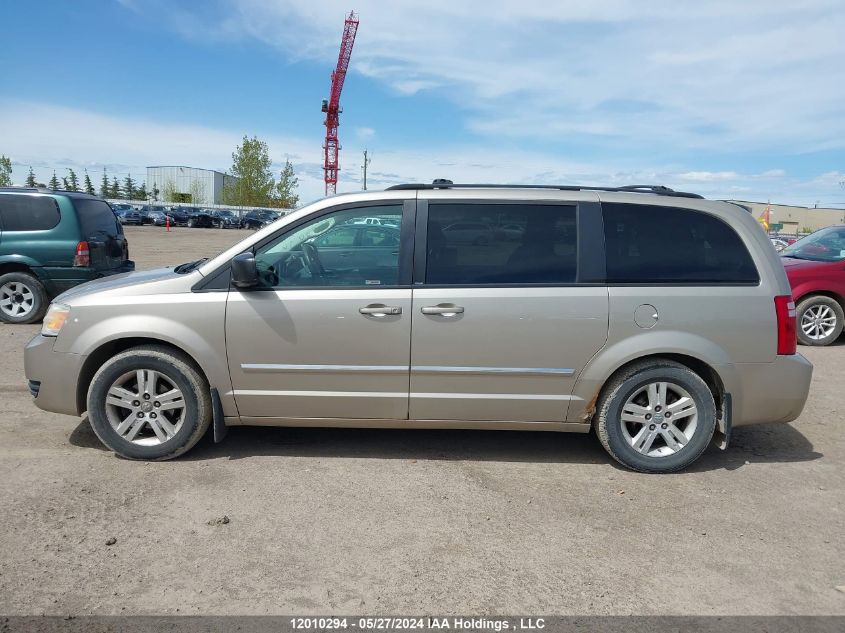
362,149,372,190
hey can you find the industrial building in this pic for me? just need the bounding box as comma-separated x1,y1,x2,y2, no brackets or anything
728,200,845,234
146,166,238,205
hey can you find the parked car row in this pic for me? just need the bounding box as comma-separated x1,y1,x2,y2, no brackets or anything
112,204,282,230
240,210,281,230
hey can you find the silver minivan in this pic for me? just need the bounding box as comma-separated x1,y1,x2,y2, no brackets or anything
24,183,813,472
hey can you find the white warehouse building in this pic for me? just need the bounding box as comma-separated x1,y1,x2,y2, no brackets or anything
146,166,238,205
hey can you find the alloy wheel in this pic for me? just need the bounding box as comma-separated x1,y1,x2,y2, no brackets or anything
0,282,35,318
104,369,186,446
801,304,837,341
620,381,699,457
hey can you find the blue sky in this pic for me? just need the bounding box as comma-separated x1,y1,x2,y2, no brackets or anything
1,0,843,206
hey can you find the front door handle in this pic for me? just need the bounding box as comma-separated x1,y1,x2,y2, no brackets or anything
421,304,464,317
359,304,402,317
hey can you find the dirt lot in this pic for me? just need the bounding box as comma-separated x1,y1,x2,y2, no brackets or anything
0,225,842,615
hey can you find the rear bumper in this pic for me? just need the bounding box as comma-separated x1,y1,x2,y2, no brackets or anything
720,354,813,427
39,261,135,296
24,334,86,416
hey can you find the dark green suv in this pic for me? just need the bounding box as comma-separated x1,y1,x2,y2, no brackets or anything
0,188,134,324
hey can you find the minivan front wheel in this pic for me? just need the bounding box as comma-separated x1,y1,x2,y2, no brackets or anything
595,360,716,473
87,346,212,460
796,295,844,346
0,272,48,324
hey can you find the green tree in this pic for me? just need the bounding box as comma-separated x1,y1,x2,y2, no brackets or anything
122,173,136,200
25,166,37,187
83,169,95,195
109,177,121,199
62,176,70,189
67,168,80,192
136,182,148,201
162,179,178,203
49,171,60,190
189,179,207,205
222,135,275,207
99,167,109,198
0,155,12,187
273,160,300,208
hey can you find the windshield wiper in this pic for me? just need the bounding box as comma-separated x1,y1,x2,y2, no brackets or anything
174,258,208,274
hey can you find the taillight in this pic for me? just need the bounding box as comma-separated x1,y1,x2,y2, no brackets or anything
774,295,797,355
73,241,90,267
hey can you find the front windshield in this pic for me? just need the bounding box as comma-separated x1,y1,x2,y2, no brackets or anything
782,226,845,262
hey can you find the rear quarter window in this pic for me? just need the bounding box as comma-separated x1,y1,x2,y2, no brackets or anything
0,194,61,231
72,198,123,238
602,203,759,284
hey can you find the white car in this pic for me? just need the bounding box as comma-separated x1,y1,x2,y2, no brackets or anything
349,217,399,227
770,237,789,252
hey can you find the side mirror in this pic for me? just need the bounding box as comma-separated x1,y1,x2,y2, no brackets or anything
231,252,258,289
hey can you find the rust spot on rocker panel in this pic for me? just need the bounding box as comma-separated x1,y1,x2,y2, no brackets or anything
581,388,602,424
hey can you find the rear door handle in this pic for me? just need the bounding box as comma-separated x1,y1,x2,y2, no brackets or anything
421,304,464,317
359,305,402,317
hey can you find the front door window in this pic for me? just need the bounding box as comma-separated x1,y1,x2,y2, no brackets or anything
253,206,403,288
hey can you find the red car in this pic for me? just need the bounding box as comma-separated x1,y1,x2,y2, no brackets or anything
781,225,845,346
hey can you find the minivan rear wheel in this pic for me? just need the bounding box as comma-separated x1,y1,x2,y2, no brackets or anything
594,360,717,473
796,295,844,346
87,345,212,460
0,271,48,324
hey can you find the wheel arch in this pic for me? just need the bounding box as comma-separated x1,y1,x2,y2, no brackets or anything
572,349,726,425
793,289,845,311
76,337,212,415
0,260,37,276
602,353,725,410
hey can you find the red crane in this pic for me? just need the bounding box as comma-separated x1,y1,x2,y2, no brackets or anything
322,11,359,196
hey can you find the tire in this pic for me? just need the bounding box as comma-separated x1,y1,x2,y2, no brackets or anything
86,345,212,460
796,295,844,346
0,271,48,324
594,360,717,473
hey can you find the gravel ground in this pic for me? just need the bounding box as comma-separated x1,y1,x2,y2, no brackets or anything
0,225,842,615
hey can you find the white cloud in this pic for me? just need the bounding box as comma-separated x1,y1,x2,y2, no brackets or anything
0,100,325,197
355,126,375,141
676,171,740,182
115,0,140,12
145,0,845,153
2,100,843,207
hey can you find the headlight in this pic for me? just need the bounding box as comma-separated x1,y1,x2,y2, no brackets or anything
42,303,71,336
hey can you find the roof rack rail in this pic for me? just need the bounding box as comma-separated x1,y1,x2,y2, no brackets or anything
0,186,50,193
386,181,703,199
0,186,98,196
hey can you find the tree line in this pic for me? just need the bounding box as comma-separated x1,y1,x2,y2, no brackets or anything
5,161,150,201
1,136,301,208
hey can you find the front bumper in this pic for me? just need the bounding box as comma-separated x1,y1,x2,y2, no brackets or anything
720,353,813,427
24,334,87,417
